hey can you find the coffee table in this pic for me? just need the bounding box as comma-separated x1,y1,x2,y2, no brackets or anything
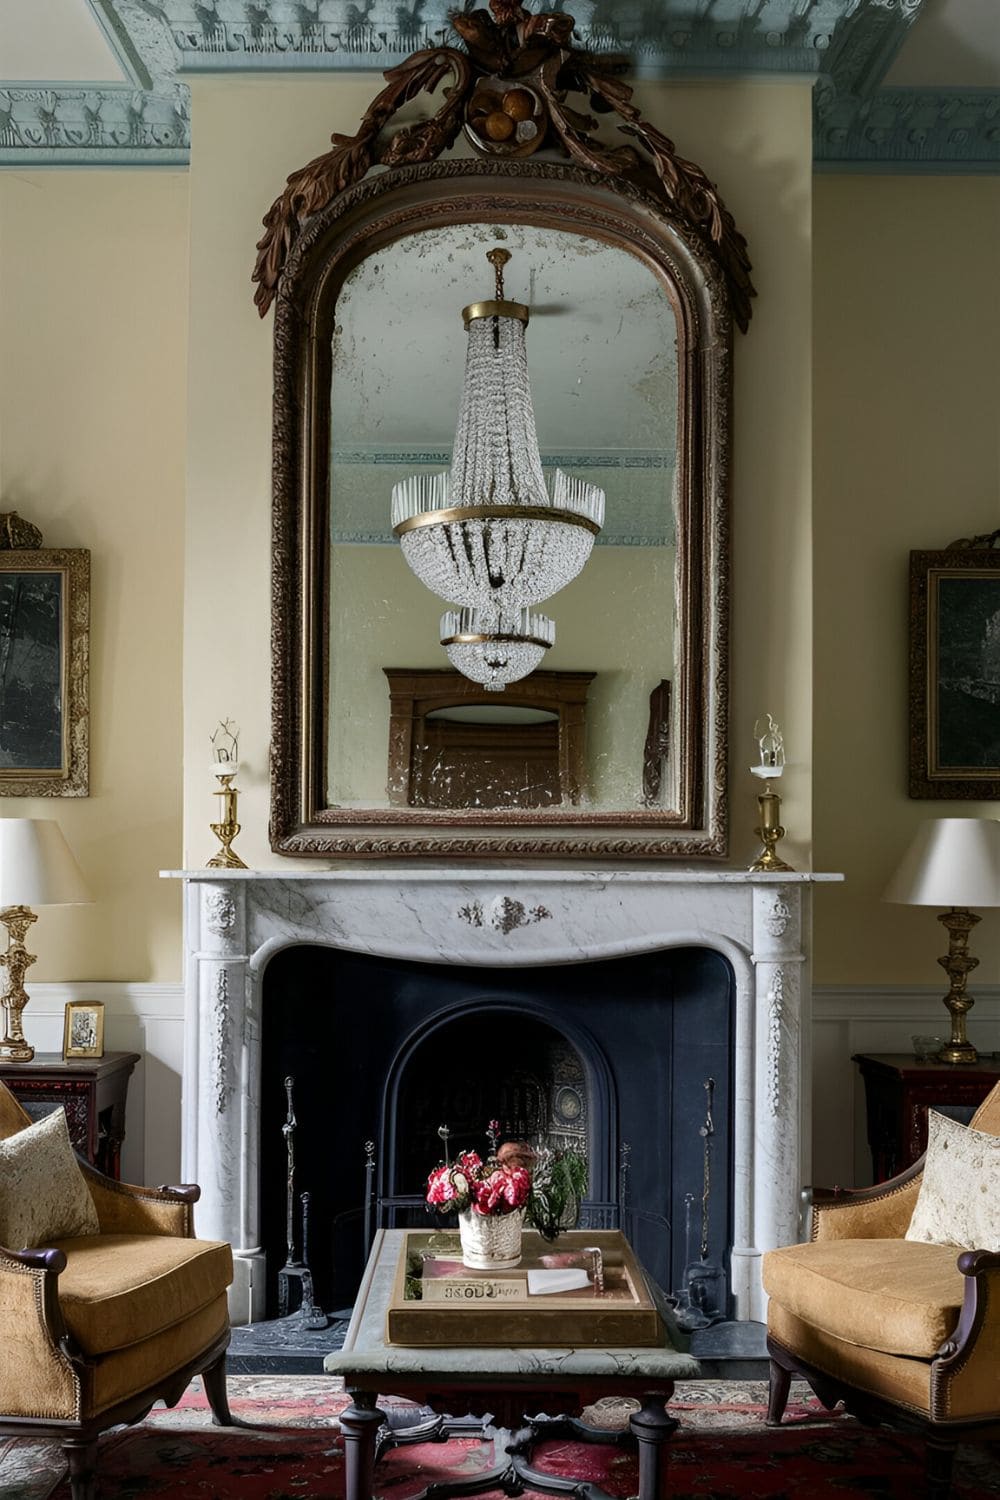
325,1228,700,1500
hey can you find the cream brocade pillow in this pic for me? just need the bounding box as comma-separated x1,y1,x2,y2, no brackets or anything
0,1106,100,1249
905,1108,1000,1253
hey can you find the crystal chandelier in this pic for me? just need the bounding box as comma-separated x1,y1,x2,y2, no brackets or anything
391,249,605,615
439,606,555,692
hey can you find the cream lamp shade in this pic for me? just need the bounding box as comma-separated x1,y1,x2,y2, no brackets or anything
883,817,1000,909
882,816,1000,1065
0,818,92,908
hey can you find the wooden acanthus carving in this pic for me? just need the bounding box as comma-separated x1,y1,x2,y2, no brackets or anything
252,0,755,331
252,47,472,316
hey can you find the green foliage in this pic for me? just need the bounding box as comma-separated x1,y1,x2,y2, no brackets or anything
525,1146,588,1242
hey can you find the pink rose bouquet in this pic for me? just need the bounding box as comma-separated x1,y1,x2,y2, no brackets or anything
425,1145,531,1218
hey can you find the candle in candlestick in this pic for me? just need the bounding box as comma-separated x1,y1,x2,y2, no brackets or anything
207,719,247,869
750,713,785,780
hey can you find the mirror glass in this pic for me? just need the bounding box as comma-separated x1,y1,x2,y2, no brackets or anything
327,223,680,814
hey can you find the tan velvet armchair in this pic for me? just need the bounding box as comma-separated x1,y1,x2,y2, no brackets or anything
0,1082,234,1500
764,1081,1000,1498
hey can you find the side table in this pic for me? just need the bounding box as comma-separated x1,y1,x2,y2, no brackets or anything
853,1052,1000,1182
0,1051,140,1179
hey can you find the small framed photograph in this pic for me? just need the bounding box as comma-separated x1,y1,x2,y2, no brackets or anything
62,1001,105,1059
909,544,1000,798
0,548,90,797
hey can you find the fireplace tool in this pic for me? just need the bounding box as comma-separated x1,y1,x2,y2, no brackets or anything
277,1075,328,1329
671,1078,726,1328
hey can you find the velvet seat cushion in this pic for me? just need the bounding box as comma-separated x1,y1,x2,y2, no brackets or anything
762,1238,963,1358
51,1233,233,1356
86,1294,231,1417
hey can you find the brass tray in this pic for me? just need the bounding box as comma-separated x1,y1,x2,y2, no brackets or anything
386,1228,662,1348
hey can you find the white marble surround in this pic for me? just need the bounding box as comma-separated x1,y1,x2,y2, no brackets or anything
163,866,841,1325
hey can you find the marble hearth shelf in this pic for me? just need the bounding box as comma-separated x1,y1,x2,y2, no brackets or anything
163,866,842,1325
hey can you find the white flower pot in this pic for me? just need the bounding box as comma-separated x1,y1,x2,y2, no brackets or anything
457,1206,525,1270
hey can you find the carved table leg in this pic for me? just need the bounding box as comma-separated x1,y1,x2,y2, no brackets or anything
629,1392,678,1500
340,1390,387,1500
104,1098,128,1180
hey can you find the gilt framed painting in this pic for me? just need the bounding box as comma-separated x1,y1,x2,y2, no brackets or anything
909,544,1000,799
0,549,90,796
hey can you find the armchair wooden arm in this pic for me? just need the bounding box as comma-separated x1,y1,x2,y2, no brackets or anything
810,1157,925,1242
0,1243,81,1421
928,1248,1000,1423
80,1163,201,1238
1,1244,68,1274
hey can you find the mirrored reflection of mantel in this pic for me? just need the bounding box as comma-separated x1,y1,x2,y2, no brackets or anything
383,668,595,810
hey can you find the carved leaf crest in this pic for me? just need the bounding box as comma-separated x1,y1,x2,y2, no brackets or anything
251,4,754,330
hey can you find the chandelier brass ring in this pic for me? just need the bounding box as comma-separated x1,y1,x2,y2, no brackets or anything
439,631,555,650
462,297,530,327
393,505,603,538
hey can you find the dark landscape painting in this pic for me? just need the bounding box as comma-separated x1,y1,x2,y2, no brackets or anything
936,574,1000,770
0,571,64,771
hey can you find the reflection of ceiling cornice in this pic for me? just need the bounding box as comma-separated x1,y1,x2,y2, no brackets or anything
0,0,997,171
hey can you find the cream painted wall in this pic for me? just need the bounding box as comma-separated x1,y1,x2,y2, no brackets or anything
0,171,189,982
813,176,1000,988
184,76,814,866
0,94,996,1187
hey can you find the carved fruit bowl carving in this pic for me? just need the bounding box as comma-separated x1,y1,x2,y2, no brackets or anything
465,79,547,158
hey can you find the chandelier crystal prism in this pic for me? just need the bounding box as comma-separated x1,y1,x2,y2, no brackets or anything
440,606,555,692
391,248,605,614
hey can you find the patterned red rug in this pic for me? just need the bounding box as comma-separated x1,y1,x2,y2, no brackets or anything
7,1377,996,1500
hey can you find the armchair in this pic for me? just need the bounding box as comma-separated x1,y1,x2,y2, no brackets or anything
0,1081,233,1500
764,1082,1000,1499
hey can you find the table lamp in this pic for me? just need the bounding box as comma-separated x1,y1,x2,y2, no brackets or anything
0,818,92,1063
883,817,1000,1065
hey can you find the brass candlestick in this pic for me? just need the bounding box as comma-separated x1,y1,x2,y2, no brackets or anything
934,907,980,1064
750,783,794,873
207,772,248,870
749,714,793,873
0,905,39,1062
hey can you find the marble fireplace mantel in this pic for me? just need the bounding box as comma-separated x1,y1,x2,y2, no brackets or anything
163,866,842,1325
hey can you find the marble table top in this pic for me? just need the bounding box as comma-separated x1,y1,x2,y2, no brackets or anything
324,1229,701,1383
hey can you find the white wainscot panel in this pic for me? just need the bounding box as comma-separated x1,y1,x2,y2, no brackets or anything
812,985,1000,1188
15,983,185,1187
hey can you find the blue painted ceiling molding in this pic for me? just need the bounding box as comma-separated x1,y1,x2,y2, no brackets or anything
0,0,997,171
816,87,1000,171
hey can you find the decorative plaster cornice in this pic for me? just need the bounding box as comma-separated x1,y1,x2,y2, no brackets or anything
816,86,1000,172
0,86,189,164
0,0,996,171
165,0,858,73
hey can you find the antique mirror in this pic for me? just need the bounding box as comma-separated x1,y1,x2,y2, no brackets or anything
257,6,753,857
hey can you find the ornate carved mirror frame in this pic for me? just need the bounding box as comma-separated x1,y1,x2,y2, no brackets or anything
258,7,753,859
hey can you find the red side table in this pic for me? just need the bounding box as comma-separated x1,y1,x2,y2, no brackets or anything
853,1052,1000,1182
0,1051,141,1179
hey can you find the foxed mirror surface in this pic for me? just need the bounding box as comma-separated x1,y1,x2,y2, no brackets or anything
327,222,680,815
